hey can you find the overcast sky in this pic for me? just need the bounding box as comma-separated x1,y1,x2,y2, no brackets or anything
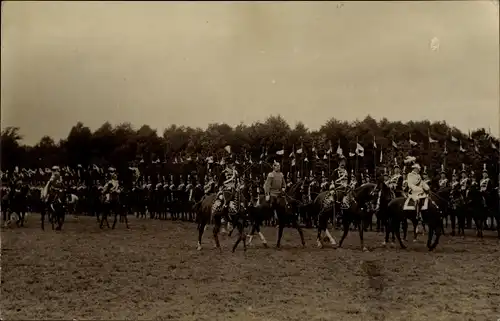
1,1,499,145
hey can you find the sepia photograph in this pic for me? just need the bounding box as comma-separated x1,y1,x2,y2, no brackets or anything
1,1,499,320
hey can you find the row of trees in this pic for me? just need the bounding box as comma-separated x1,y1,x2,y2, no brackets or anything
2,115,499,178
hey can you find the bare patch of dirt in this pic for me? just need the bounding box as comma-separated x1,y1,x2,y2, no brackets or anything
2,216,500,321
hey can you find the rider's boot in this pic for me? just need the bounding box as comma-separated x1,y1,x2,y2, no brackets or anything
415,200,422,233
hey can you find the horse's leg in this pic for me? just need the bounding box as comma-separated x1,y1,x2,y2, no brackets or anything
291,215,306,248
393,218,407,249
426,225,434,250
338,215,350,248
112,210,119,229
401,218,408,241
197,220,206,251
41,209,45,230
450,212,456,236
358,216,367,251
316,210,327,248
276,222,284,249
412,217,419,242
212,216,222,250
255,223,269,248
383,217,391,246
232,220,246,253
429,217,442,251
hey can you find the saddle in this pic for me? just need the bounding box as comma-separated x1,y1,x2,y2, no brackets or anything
403,195,428,211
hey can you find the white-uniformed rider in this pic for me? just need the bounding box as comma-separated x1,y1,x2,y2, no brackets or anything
407,163,429,221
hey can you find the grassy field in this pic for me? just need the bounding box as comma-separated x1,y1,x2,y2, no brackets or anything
2,215,499,321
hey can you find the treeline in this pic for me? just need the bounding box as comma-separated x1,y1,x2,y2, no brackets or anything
1,115,499,177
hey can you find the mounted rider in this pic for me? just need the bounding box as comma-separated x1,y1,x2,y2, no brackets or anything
405,157,429,221
263,161,286,208
41,166,64,203
460,166,469,197
438,165,449,189
218,158,238,212
480,164,492,207
388,163,404,197
103,167,120,203
331,156,349,205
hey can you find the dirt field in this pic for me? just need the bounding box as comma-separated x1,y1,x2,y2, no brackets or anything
2,215,499,321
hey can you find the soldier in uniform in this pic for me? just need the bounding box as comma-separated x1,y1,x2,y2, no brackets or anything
460,167,469,198
41,166,64,203
469,170,478,187
407,163,429,221
219,158,238,211
332,157,348,190
263,161,286,211
450,169,459,190
388,164,404,197
331,157,349,205
320,172,329,192
480,164,492,209
438,165,448,189
349,169,357,189
308,170,318,203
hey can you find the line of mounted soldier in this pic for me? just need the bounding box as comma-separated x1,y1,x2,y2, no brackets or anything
1,147,498,252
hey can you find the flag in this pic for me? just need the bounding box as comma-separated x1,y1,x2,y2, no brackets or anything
304,157,309,162
296,143,303,154
327,141,333,154
291,159,296,167
451,135,458,142
459,141,466,153
379,149,383,163
356,143,364,157
373,136,377,149
428,129,438,143
492,142,498,150
276,149,284,155
323,154,328,160
336,139,343,156
392,140,398,149
409,134,417,147
224,145,231,154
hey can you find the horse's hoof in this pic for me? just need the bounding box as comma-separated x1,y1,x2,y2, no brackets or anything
362,247,369,252
197,246,202,251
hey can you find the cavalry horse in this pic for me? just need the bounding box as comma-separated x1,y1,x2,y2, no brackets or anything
386,190,444,251
41,187,67,231
99,186,129,229
245,179,306,249
195,183,248,252
314,183,378,251
4,184,31,227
